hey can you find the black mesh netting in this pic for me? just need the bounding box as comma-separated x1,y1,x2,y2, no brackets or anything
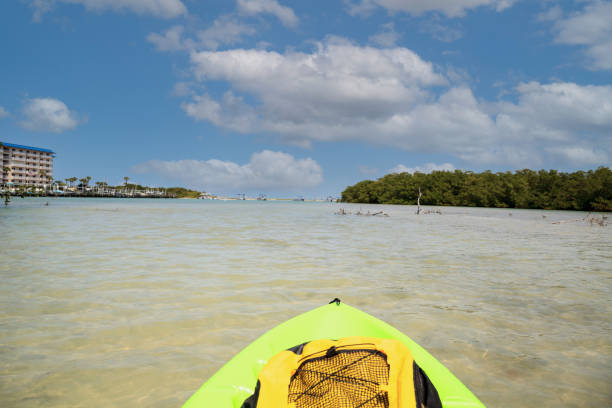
288,348,390,408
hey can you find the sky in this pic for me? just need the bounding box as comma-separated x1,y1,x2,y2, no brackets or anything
1,0,611,197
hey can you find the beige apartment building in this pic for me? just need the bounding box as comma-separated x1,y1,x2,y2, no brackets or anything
1,142,55,187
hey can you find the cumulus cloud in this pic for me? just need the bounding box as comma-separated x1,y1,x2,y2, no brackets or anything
186,38,447,146
389,163,456,174
552,1,612,70
29,0,56,21
345,0,517,18
29,0,187,21
181,91,257,133
536,5,562,22
369,23,400,47
490,81,612,165
148,17,255,52
171,81,193,97
184,40,486,153
19,97,84,133
546,146,608,166
197,16,256,50
497,82,612,135
237,0,298,28
419,18,463,42
147,25,192,52
180,38,611,168
0,106,9,118
133,150,323,191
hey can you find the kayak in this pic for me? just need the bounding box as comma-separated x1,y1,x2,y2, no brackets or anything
183,299,486,408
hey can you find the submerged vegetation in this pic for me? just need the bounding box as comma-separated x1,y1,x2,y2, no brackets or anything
341,167,612,211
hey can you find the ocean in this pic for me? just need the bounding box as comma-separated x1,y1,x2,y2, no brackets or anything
1,198,610,407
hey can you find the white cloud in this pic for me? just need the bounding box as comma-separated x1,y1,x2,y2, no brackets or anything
185,38,448,146
181,38,611,168
29,0,187,21
237,0,298,28
536,5,562,22
489,81,612,165
0,106,9,118
147,25,193,52
546,146,608,166
381,87,496,157
369,23,400,47
552,1,612,70
188,40,446,124
389,163,456,174
190,38,446,88
133,150,323,191
171,81,193,97
500,82,612,133
181,92,257,133
20,97,84,133
346,0,517,18
197,16,256,50
29,0,55,21
148,17,255,52
419,18,463,42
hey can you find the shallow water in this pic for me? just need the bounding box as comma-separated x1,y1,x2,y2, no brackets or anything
1,198,610,407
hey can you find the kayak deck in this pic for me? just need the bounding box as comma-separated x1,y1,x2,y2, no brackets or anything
183,301,486,408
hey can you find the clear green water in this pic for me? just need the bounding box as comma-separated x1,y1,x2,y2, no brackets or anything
1,198,610,407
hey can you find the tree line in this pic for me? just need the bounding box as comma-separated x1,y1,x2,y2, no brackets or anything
340,167,612,211
2,173,200,199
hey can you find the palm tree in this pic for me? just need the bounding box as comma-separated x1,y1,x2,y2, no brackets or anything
2,158,10,205
3,166,12,189
39,170,48,192
123,176,129,189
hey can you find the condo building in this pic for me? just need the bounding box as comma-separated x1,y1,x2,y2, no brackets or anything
1,142,55,187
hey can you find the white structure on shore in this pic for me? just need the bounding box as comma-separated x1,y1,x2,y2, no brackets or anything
1,142,55,187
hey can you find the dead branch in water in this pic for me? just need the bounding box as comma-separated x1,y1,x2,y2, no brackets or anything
335,208,389,217
369,211,389,217
414,187,442,215
552,213,608,227
356,209,389,217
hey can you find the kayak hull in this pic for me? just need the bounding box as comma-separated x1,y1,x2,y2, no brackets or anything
183,301,486,408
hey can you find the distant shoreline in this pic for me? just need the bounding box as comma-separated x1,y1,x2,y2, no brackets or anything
340,167,612,212
6,192,176,199
5,193,334,202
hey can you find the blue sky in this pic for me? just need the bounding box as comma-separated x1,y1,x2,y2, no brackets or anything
1,0,611,197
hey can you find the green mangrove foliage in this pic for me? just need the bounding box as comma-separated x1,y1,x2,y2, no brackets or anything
164,187,201,198
340,167,612,211
116,184,200,198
